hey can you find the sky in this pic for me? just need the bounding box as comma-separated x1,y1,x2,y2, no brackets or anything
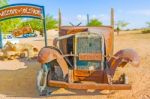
7,0,150,29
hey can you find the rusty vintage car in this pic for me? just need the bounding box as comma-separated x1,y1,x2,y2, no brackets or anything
12,26,33,37
36,26,140,96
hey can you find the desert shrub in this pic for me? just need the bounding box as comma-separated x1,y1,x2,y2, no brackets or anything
142,29,150,33
87,19,102,26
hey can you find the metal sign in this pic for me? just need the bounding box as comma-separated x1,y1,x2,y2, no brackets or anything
0,4,43,20
0,4,48,47
0,6,42,20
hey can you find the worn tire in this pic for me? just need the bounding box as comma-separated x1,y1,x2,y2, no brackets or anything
36,63,60,96
36,65,50,96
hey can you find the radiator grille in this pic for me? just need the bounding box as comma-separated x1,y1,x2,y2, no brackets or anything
75,34,103,70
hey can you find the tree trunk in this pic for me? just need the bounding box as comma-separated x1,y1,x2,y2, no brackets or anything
117,30,120,35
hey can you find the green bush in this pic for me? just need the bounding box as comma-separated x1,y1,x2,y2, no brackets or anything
87,19,102,26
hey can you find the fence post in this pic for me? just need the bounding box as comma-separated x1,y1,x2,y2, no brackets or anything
59,8,62,31
111,8,114,55
87,14,90,25
0,27,3,48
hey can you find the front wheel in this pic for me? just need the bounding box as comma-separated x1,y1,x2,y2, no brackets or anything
36,61,63,96
36,65,51,96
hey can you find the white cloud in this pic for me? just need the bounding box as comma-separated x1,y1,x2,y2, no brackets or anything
53,15,58,20
76,14,87,21
76,14,110,25
129,9,150,16
76,14,109,22
91,15,97,19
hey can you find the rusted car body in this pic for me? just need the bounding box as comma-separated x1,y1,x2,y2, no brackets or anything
12,26,33,37
37,26,140,95
0,41,38,60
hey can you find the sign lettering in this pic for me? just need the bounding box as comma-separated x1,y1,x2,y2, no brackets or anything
0,6,42,20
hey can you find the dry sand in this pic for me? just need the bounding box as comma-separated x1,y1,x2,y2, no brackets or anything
0,30,150,99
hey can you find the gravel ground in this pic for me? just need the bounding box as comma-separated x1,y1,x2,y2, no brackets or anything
0,30,150,99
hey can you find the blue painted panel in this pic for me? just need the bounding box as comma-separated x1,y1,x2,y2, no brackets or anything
44,63,51,70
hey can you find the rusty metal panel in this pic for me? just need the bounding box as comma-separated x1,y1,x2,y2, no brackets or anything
73,70,104,83
59,26,113,56
67,28,88,34
108,49,140,77
12,26,33,37
79,53,102,61
74,70,103,77
37,47,69,77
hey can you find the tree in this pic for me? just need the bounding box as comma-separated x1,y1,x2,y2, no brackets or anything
0,0,8,7
46,16,58,29
146,22,150,28
19,15,58,35
116,21,129,35
87,19,103,26
0,0,22,34
0,18,22,33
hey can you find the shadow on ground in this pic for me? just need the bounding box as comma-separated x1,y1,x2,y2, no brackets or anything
0,58,114,98
0,59,41,98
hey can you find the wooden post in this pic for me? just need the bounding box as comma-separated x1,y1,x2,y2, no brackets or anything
87,14,90,25
111,8,114,55
58,8,62,31
111,8,114,29
42,6,48,47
